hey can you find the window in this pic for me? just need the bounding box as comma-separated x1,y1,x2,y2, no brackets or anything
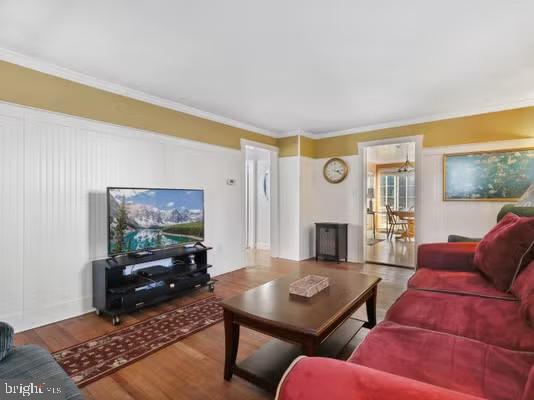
398,173,416,210
378,171,415,215
380,175,396,209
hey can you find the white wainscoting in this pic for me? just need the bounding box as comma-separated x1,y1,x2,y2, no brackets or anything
299,156,315,260
0,101,244,332
0,112,24,326
279,156,300,260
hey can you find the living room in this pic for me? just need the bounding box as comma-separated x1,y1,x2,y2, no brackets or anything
1,2,534,400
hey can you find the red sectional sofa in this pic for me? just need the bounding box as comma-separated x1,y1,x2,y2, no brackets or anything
277,242,534,400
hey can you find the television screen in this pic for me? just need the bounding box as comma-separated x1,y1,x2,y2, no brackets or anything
107,187,204,256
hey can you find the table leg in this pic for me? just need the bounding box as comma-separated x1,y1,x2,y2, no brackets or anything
408,219,415,240
364,286,378,329
302,337,319,356
224,309,240,380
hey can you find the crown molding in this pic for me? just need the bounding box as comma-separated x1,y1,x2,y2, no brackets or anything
422,137,534,156
2,47,534,142
0,47,281,138
279,130,317,139
311,98,534,139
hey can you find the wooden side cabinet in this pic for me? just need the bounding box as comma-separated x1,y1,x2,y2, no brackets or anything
315,223,348,263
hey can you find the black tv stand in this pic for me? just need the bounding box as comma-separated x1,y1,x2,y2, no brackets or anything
128,250,154,258
93,245,215,325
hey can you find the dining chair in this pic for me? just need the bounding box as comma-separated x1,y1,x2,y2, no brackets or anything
385,204,408,240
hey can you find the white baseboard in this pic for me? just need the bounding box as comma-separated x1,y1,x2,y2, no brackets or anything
11,296,94,333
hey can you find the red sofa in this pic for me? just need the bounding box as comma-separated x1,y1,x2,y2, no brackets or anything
277,242,534,400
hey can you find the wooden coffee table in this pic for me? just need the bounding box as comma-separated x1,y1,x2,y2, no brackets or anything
221,266,381,391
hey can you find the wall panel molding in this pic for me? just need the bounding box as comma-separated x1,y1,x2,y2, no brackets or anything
0,114,24,324
0,101,244,332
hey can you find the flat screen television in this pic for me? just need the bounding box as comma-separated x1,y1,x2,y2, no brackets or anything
107,187,204,256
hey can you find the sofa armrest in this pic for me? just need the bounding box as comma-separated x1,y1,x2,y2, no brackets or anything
276,357,483,400
498,204,534,222
417,242,478,272
0,345,84,400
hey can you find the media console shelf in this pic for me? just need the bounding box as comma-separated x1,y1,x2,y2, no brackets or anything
93,245,214,325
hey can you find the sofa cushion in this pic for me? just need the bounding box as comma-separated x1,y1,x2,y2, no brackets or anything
474,213,534,292
408,268,516,300
386,289,534,351
277,357,485,400
0,322,14,362
349,321,534,400
497,204,534,221
512,260,534,327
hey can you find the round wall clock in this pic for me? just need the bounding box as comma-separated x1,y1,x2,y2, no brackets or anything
323,157,348,183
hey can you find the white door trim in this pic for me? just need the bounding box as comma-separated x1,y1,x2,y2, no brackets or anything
358,135,423,266
245,159,256,248
240,139,279,153
240,139,280,259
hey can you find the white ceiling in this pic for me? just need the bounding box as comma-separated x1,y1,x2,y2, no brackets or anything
1,1,534,137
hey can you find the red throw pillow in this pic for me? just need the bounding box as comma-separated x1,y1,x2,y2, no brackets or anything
512,260,534,327
474,213,534,292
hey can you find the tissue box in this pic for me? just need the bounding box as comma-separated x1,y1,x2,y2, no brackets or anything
289,275,329,297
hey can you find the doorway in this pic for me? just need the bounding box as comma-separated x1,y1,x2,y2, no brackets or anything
363,141,417,268
244,145,273,266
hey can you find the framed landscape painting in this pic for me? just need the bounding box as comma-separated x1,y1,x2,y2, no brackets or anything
443,147,534,201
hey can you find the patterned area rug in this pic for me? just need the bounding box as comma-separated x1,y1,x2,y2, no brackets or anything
52,296,223,387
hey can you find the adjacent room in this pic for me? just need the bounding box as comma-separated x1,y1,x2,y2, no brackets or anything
245,145,273,266
365,142,416,268
0,2,534,400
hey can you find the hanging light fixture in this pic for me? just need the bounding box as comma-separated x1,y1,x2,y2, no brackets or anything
398,151,414,173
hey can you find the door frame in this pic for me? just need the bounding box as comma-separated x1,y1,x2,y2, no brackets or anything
240,139,280,260
245,158,256,248
358,135,423,267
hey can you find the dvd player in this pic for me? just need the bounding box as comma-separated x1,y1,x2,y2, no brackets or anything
137,265,170,278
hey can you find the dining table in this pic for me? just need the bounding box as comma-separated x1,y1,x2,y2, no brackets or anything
392,210,415,240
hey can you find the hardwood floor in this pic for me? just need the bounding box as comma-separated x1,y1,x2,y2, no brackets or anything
366,232,416,268
15,254,413,400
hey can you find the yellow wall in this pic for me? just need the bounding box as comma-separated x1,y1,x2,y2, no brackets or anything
277,136,299,157
2,60,534,158
299,135,316,158
0,60,277,150
314,106,534,158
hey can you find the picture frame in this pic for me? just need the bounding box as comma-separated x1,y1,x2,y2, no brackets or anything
443,147,534,201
